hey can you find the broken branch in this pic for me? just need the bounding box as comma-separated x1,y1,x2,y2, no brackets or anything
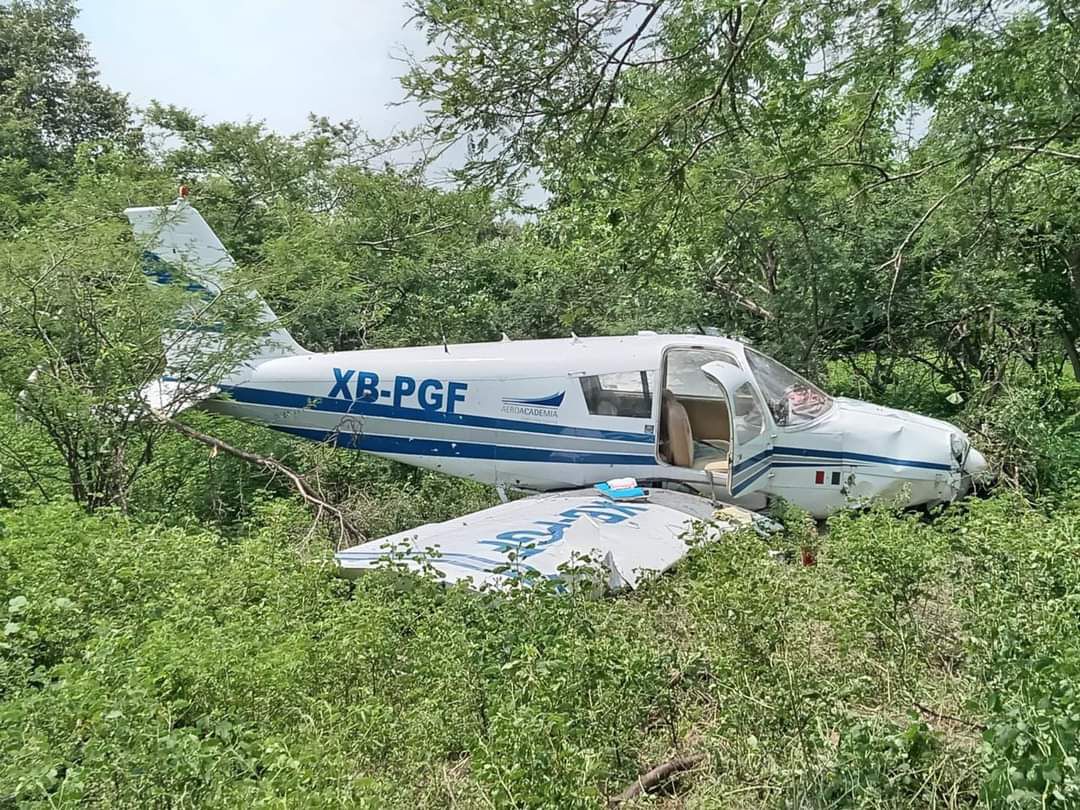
352,222,460,251
914,702,988,732
152,411,364,545
610,753,705,804
711,275,775,321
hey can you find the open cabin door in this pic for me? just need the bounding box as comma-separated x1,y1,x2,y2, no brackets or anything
700,361,772,498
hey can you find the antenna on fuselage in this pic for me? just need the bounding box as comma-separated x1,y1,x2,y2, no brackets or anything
437,315,449,354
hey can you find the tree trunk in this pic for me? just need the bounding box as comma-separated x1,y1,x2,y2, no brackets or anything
1063,326,1080,382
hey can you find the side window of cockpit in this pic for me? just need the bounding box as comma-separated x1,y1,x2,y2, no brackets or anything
733,382,765,444
580,371,654,418
663,349,739,397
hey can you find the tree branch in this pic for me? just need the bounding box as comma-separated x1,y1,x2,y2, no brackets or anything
1006,144,1080,162
352,222,460,252
586,1,664,142
711,273,775,320
882,169,980,340
610,753,705,804
151,411,364,545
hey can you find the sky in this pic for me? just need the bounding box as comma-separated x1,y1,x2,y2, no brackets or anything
78,0,435,150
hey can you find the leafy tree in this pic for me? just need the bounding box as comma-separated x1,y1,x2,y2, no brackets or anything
0,0,131,169
404,0,1080,397
0,174,271,509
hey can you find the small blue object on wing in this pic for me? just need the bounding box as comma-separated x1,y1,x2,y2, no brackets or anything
594,477,648,501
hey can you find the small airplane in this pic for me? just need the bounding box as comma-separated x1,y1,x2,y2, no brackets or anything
126,198,988,591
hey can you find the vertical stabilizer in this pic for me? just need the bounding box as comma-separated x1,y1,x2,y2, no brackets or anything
125,200,304,379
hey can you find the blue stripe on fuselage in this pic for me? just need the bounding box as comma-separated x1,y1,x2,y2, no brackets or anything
208,385,951,473
270,425,660,466
732,463,771,495
772,446,951,471
729,444,951,495
219,385,653,444
732,447,773,474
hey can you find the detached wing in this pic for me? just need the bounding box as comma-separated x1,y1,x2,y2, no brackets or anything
336,489,763,592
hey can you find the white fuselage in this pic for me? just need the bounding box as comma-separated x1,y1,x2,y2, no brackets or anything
203,334,983,518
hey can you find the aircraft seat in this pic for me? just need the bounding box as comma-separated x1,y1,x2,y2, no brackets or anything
680,398,731,441
660,390,694,467
703,459,729,476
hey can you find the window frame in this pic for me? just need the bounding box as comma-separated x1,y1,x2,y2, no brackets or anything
658,346,741,402
742,347,834,430
579,369,655,419
731,380,766,445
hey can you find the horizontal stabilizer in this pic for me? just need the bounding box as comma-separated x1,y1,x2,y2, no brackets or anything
336,489,769,593
139,378,219,418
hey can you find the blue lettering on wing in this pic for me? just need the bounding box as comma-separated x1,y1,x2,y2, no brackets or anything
476,501,649,562
532,521,571,542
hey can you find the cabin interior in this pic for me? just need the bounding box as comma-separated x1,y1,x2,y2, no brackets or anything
660,349,738,474
577,347,743,476
659,390,731,473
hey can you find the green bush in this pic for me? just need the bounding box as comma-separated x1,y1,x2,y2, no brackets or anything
0,503,678,806
5,488,1080,806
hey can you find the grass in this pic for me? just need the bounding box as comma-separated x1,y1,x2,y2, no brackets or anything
3,487,1079,807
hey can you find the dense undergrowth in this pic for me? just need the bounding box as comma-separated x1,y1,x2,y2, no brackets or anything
4,467,1080,807
3,366,1080,807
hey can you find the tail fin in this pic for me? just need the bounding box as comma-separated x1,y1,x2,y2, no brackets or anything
125,200,304,380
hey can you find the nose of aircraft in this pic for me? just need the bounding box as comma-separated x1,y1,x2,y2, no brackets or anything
964,446,988,478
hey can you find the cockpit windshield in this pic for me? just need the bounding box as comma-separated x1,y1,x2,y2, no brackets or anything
744,348,833,426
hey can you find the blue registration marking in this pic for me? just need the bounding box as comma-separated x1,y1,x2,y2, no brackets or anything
328,368,354,399
337,499,651,582
477,499,649,560
327,367,470,415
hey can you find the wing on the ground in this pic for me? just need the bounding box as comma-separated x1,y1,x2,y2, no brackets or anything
336,488,769,592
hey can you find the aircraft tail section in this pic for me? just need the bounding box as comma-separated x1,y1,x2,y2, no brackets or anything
125,199,304,384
